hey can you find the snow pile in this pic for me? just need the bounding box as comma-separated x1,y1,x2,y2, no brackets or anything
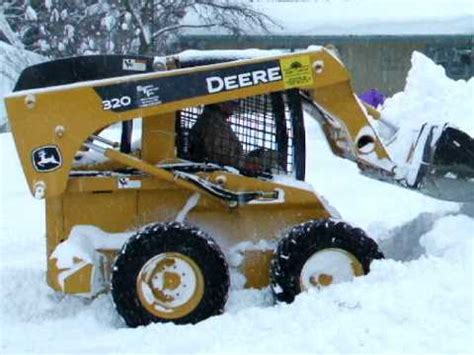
51,225,130,270
382,51,474,135
305,123,460,233
379,51,473,172
420,214,474,261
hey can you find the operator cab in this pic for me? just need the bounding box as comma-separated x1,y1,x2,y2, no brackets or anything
177,90,306,180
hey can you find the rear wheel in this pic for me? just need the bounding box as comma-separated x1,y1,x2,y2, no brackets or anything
271,219,383,303
111,222,229,327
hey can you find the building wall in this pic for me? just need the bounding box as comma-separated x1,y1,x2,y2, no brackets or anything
178,35,473,95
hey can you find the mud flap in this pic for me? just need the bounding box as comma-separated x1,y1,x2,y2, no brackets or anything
410,124,474,202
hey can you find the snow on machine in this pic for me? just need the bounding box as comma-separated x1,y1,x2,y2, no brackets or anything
4,47,473,326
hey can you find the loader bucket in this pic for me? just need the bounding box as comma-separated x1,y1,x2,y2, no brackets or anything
416,125,474,202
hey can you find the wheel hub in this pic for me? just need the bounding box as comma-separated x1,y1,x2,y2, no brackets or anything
300,248,363,290
136,252,204,319
310,273,334,287
162,271,181,291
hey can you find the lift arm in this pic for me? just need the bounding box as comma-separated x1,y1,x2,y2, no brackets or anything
4,47,473,201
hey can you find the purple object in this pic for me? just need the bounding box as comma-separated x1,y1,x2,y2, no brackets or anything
359,89,386,108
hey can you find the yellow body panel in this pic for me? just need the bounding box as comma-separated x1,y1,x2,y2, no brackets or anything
142,113,176,164
46,171,330,293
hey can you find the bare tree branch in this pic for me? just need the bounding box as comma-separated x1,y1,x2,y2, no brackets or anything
152,23,218,40
3,0,277,58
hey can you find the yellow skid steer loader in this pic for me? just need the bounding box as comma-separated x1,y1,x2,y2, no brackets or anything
4,47,473,327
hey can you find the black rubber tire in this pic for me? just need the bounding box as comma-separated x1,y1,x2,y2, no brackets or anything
271,219,384,303
111,222,229,327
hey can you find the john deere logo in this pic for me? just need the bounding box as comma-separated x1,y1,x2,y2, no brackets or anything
32,145,62,172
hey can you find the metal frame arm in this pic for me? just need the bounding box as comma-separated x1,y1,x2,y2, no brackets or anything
85,142,277,206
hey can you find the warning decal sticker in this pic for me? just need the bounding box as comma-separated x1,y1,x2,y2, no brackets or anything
122,58,147,71
280,56,314,89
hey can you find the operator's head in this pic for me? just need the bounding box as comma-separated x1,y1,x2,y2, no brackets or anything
215,100,239,116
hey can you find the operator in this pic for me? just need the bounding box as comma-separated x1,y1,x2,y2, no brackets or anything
188,101,243,167
189,101,283,173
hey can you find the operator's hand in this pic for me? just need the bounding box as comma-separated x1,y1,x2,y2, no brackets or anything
244,160,263,172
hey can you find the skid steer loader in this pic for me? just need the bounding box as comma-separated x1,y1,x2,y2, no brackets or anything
5,47,473,327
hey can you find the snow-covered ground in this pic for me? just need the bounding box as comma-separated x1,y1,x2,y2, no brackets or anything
0,52,472,353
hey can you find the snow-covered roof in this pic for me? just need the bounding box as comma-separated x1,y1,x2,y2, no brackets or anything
184,0,474,36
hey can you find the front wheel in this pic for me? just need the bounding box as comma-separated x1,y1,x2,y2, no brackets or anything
271,219,384,303
111,222,229,327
